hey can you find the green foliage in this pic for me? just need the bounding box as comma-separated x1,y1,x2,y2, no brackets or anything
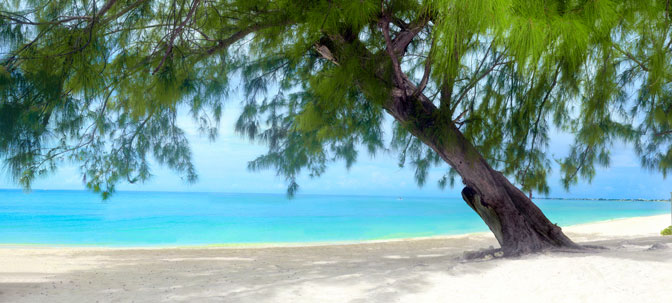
662,226,672,236
0,0,671,198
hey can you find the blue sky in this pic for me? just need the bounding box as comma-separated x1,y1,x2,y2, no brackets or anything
1,105,671,199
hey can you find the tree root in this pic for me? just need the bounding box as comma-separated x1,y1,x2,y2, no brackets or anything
462,247,505,260
463,244,608,260
581,244,608,250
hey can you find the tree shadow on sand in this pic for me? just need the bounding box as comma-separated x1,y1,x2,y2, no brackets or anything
1,235,670,302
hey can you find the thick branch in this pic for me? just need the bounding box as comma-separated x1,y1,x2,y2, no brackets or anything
390,15,430,54
97,0,120,17
379,8,430,95
380,16,406,90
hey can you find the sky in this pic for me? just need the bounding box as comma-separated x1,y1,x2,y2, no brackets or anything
1,102,672,200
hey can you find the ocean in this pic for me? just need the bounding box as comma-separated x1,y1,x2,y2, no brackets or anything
0,190,669,246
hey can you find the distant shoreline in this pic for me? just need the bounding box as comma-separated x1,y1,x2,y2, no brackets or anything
1,187,671,202
536,197,671,202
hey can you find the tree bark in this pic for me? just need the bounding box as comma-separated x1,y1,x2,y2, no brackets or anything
457,159,581,256
383,90,582,256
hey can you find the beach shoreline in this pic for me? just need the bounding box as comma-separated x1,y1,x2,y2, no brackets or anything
1,214,671,302
0,213,667,250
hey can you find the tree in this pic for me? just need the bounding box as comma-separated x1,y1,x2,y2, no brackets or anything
0,0,670,255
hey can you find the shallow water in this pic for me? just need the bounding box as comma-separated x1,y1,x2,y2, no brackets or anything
0,190,669,246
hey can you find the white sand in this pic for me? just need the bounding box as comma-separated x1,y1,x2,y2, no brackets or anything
1,214,671,302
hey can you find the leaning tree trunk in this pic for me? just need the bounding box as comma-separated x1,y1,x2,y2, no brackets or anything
456,157,581,255
384,89,582,256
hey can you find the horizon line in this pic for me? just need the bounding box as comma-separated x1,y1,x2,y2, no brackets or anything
0,187,670,202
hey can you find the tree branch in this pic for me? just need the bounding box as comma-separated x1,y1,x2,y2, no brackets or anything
519,65,561,188
379,15,406,90
612,44,649,72
455,53,510,107
412,51,432,97
566,145,593,183
153,0,201,74
654,130,672,136
97,0,120,17
204,20,290,55
0,14,92,25
390,15,430,54
101,0,149,23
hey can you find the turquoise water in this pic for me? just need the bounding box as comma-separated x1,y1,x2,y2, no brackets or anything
0,190,669,246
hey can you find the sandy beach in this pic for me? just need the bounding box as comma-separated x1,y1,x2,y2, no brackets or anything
1,214,671,302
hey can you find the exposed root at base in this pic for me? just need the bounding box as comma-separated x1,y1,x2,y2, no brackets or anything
582,244,608,250
546,244,609,254
462,248,504,260
462,244,608,260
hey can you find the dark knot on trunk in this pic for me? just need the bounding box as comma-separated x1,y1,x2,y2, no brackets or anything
462,186,489,208
461,186,478,205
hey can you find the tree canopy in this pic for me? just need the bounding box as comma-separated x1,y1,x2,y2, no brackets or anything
0,0,670,198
